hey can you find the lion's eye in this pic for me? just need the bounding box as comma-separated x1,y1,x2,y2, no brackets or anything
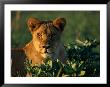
37,33,42,37
37,33,40,36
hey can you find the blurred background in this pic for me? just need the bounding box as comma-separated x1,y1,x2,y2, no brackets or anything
11,11,100,49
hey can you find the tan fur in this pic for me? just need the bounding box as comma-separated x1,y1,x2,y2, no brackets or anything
11,17,66,77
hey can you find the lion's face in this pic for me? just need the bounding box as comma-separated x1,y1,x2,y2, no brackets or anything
27,17,66,58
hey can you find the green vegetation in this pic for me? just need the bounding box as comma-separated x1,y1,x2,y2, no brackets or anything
17,39,99,77
11,11,100,77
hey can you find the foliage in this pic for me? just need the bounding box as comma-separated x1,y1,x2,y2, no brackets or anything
23,39,100,77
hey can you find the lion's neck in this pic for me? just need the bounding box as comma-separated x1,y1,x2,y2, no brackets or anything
54,42,66,63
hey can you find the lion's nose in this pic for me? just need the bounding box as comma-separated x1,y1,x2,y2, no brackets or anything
42,45,50,49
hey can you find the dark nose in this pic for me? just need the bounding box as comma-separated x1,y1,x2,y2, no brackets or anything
42,45,50,49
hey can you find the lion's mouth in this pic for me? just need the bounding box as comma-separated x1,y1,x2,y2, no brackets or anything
42,51,54,54
42,48,55,53
41,52,54,58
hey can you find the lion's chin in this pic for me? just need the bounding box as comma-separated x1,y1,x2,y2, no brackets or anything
41,53,54,58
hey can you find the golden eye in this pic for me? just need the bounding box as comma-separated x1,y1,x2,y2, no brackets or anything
37,33,42,38
37,33,40,36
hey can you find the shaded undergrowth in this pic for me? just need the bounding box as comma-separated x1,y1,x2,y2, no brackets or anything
17,39,100,77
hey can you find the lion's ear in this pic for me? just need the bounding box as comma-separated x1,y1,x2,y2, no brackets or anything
53,17,66,32
27,17,41,32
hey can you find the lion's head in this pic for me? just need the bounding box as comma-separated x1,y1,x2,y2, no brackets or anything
27,17,66,59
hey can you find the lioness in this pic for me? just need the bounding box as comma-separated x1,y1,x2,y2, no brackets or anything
11,17,66,76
